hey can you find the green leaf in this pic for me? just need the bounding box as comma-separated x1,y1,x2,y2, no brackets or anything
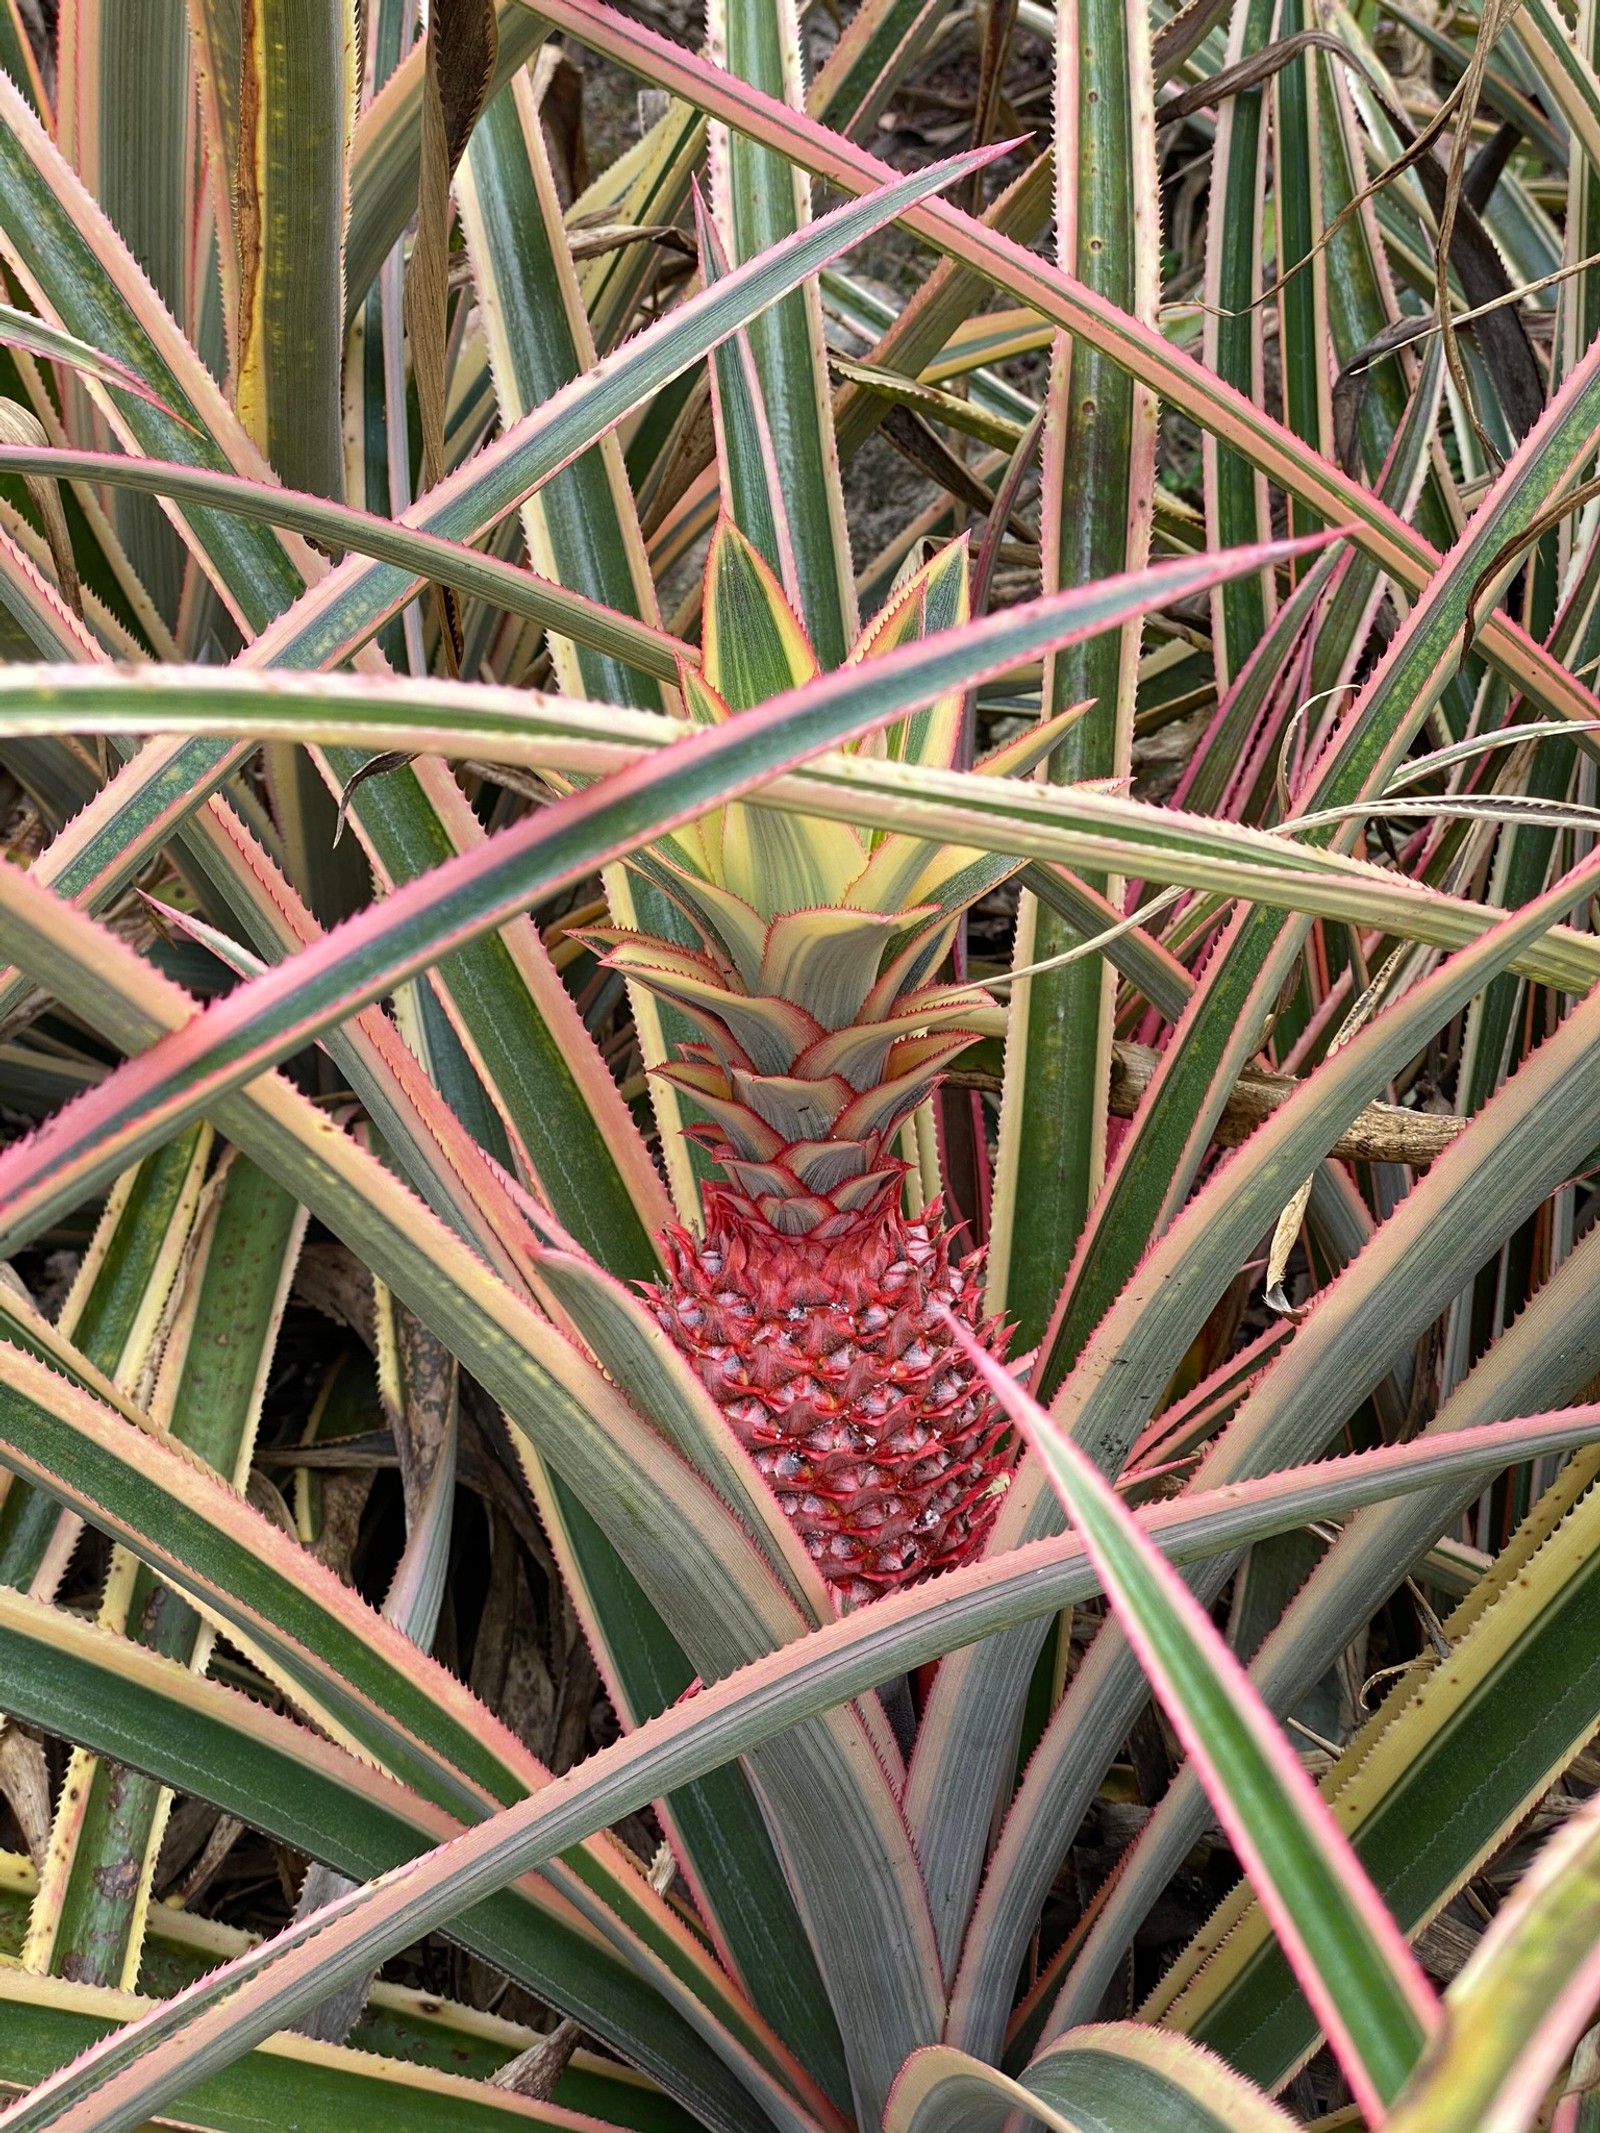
0,1126,209,1594
988,0,1161,1348
232,0,356,503
0,1965,675,2133
0,1637,786,2133
953,1333,1438,2120
324,751,674,1276
886,2029,1298,2133
0,1418,810,2128
0,307,185,416
1199,0,1274,680
522,1465,853,2116
707,0,856,664
453,58,714,1221
22,1399,1589,2133
0,68,305,636
343,1,548,317
535,0,1598,733
1167,1452,1600,2096
0,440,685,675
1044,1189,1600,2040
11,668,1600,991
1017,2029,1298,2133
25,1155,305,1992
0,1866,703,2131
1036,321,1600,1401
929,844,1600,2059
249,142,1005,673
697,195,802,601
456,75,672,708
1383,1789,1600,2133
0,537,1324,1250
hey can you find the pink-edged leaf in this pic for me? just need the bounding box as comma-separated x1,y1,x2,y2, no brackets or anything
885,2028,1298,2133
0,306,189,420
1386,1786,1600,2133
0,738,245,1038
693,184,806,609
1041,1185,1600,2043
15,1409,1600,2133
0,69,321,637
0,533,1333,1252
0,1374,828,2129
947,1324,1441,2123
1031,840,1600,1494
0,850,946,2116
915,834,1600,2006
137,881,550,1301
0,515,102,661
240,138,1016,673
343,2,549,314
0,444,683,678
532,0,1600,734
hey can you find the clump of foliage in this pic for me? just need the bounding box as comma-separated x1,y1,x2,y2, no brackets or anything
1,0,1600,2128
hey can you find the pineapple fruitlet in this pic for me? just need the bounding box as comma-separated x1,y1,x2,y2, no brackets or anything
597,518,1020,1604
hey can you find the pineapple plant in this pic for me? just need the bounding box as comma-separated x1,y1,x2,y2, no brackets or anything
598,520,1025,1605
9,0,1600,2127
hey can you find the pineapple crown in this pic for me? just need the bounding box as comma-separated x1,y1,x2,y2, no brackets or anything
592,519,1070,1237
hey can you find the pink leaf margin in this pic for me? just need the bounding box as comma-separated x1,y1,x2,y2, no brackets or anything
947,1320,1442,2125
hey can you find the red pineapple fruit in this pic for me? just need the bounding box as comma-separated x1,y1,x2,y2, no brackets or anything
652,1183,1011,1609
596,521,1046,1607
